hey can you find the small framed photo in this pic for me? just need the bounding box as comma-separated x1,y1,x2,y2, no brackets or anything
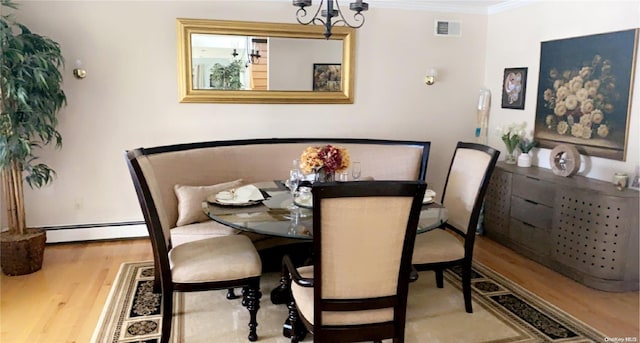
501,67,527,109
313,63,341,91
630,174,640,191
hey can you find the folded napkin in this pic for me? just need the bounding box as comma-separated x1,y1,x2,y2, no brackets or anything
215,184,265,204
423,189,436,204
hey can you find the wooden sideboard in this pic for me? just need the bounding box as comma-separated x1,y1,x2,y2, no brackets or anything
484,162,639,292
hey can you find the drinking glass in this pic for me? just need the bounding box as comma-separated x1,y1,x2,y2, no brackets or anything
287,168,301,210
351,162,362,181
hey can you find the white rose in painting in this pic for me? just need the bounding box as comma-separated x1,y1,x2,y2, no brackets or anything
555,102,567,116
597,124,609,138
556,86,569,101
576,88,589,102
591,109,604,124
571,123,585,138
569,76,584,93
557,121,569,135
581,98,595,114
579,66,592,79
579,113,592,128
545,115,554,126
544,89,554,102
565,95,579,110
554,79,563,90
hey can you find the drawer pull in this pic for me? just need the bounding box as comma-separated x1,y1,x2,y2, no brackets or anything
524,199,539,205
522,221,536,228
526,176,540,181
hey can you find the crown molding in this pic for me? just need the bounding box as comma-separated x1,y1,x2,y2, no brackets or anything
278,0,534,15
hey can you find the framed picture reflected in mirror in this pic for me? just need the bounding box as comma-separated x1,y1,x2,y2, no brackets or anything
313,63,342,92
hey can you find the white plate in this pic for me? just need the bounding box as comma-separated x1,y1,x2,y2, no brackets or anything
294,197,313,209
207,197,263,207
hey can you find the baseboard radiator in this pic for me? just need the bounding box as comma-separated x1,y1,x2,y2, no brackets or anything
41,221,148,243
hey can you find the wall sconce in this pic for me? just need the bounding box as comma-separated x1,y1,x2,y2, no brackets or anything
424,68,437,85
73,59,87,79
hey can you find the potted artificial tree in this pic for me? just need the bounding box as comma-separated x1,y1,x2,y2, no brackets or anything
0,0,66,275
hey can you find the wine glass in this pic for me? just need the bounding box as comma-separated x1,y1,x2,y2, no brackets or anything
287,168,301,210
351,162,362,181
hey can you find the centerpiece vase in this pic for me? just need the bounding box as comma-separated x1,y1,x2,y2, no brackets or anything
315,168,335,183
505,149,517,164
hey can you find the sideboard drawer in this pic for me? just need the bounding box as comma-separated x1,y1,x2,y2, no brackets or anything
510,195,553,229
508,218,549,256
511,174,555,206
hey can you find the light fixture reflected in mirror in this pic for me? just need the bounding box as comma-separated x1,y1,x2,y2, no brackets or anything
249,49,261,63
424,68,437,85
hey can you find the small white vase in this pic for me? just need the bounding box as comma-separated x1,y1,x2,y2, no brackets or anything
517,153,532,167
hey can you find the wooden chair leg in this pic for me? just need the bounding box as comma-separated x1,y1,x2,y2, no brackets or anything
227,288,240,300
435,269,444,288
243,279,262,342
462,264,473,313
160,290,173,343
287,299,307,343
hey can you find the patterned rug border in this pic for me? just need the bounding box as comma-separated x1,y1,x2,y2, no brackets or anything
91,260,606,343
447,263,606,342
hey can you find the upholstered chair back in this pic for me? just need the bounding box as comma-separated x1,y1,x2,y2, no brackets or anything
441,148,493,235
319,196,414,325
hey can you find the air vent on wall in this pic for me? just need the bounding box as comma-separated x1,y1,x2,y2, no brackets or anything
434,20,461,37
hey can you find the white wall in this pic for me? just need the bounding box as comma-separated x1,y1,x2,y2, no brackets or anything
4,1,488,232
269,37,342,90
485,1,640,181
11,1,637,238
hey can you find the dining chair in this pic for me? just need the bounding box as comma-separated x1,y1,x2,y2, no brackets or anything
283,181,426,343
412,142,499,313
126,150,263,342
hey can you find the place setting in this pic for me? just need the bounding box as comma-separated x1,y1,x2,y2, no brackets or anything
207,184,267,207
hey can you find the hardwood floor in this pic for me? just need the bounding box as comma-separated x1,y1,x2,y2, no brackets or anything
1,236,638,342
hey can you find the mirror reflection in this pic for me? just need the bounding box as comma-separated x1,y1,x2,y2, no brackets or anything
192,34,342,91
177,18,355,104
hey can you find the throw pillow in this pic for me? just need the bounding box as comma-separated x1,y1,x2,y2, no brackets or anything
174,179,243,227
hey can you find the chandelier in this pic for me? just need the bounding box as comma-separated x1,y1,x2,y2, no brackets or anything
293,0,369,39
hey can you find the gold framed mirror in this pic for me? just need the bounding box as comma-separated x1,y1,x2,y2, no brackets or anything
177,18,355,104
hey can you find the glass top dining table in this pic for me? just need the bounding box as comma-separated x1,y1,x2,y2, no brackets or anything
203,181,448,240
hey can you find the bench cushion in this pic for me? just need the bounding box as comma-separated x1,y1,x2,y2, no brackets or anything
171,220,241,247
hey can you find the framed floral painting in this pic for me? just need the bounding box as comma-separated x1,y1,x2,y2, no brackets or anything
313,63,341,92
534,29,638,161
501,67,527,109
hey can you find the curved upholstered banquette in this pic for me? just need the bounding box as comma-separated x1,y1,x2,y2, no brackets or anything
125,138,431,262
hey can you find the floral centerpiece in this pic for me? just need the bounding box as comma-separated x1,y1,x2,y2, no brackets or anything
300,145,350,181
496,122,526,164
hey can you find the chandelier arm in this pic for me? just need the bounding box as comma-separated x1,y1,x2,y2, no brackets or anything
334,1,366,29
295,2,325,26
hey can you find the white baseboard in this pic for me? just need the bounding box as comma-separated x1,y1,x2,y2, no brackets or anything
45,222,148,243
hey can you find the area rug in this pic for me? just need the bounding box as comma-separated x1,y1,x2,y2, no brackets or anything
91,261,605,343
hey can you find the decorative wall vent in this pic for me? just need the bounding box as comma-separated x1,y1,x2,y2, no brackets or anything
434,20,461,37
